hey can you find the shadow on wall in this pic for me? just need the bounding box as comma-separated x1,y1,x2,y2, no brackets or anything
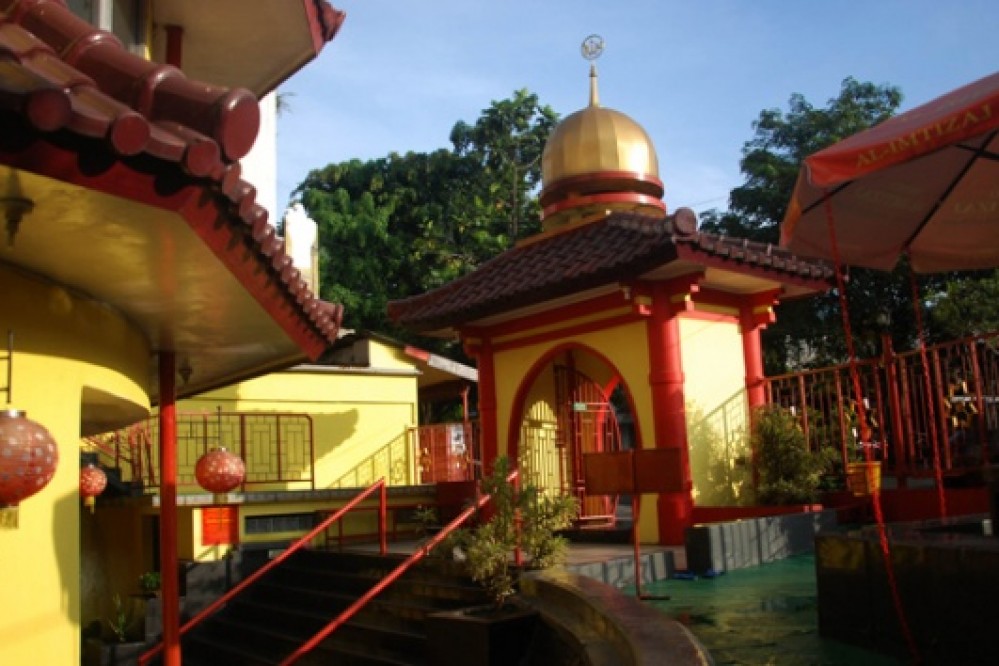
686,392,752,506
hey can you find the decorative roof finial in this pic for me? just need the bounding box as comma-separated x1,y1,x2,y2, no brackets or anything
581,34,604,108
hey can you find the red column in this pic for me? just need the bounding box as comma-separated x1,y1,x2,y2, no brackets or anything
741,308,766,411
647,286,693,545
158,352,181,666
469,339,498,466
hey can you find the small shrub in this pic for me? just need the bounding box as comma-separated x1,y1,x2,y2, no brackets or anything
451,456,578,608
753,405,836,505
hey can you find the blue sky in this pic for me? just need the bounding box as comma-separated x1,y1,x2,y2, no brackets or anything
276,0,999,215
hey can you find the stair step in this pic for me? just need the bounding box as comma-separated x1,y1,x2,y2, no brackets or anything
181,550,492,665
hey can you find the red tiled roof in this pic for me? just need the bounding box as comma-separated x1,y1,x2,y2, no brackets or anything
0,0,343,347
387,210,835,332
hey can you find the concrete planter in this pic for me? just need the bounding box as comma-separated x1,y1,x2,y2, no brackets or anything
425,603,540,666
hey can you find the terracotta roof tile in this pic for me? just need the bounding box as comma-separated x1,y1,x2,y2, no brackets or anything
0,0,344,347
388,210,834,332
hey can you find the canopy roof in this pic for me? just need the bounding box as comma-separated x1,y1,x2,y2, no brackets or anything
781,71,999,273
389,209,833,335
0,0,344,404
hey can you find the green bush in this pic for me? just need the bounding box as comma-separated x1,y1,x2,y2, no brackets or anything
753,405,837,505
450,456,578,607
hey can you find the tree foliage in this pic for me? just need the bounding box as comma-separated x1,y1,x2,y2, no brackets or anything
700,78,932,372
294,90,557,343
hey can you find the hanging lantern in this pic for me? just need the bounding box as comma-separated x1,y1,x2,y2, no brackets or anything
195,447,245,502
0,409,59,521
80,463,107,513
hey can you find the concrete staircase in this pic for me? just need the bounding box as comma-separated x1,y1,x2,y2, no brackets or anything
179,549,491,665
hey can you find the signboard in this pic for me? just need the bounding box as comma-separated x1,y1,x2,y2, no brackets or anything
583,448,685,495
202,506,238,545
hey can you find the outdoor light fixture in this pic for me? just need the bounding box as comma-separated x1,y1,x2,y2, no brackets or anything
0,331,59,528
1,170,34,247
194,448,245,503
177,358,193,385
80,463,107,513
194,408,245,502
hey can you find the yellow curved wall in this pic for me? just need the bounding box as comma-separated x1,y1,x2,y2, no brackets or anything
0,266,150,666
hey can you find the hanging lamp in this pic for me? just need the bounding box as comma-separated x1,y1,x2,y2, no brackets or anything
0,331,59,527
194,409,244,502
79,462,107,513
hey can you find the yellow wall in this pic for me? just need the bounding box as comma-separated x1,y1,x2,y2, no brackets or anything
491,319,661,540
179,339,420,489
0,266,150,666
679,316,752,505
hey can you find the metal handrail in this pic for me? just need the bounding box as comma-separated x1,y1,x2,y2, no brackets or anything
138,478,388,665
279,469,521,666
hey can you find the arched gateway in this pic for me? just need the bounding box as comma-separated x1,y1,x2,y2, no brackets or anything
389,55,833,544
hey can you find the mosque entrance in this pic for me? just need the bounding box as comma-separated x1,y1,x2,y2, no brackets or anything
519,363,624,527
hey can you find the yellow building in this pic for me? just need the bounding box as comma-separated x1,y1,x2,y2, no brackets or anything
0,2,347,664
389,54,835,545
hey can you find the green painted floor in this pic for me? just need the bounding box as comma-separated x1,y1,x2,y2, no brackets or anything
641,555,904,666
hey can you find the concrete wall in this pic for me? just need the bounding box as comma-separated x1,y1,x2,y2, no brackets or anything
685,509,837,574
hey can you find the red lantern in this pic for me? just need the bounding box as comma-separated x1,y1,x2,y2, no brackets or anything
80,463,107,513
0,409,59,508
195,447,245,500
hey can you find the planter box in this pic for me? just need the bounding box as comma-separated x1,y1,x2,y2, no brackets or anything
846,461,881,496
82,638,147,666
426,603,540,666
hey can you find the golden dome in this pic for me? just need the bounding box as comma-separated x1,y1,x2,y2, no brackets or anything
539,64,665,228
541,105,659,184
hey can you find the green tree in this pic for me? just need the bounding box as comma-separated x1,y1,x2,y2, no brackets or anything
294,90,557,340
699,78,936,372
928,269,999,340
449,88,559,243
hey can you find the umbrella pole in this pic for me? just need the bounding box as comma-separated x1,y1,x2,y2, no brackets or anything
822,192,921,663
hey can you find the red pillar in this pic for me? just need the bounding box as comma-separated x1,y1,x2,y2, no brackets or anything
469,339,498,467
740,307,766,411
647,286,693,545
158,352,181,666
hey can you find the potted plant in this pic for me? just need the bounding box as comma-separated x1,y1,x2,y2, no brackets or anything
841,399,883,496
82,594,148,666
426,456,578,666
138,571,161,598
752,405,838,506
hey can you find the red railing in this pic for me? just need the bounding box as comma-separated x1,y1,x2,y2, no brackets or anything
764,330,999,482
138,478,389,665
280,469,520,665
102,411,316,492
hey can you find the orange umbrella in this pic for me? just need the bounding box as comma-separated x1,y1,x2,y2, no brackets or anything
781,71,999,273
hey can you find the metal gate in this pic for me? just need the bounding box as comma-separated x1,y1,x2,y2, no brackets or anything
519,364,623,527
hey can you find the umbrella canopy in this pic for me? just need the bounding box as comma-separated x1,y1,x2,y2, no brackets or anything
781,71,999,273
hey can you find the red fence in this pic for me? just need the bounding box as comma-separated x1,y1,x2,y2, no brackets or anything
763,331,999,481
412,422,479,483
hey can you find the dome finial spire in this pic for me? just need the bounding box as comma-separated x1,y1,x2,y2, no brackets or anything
581,34,605,108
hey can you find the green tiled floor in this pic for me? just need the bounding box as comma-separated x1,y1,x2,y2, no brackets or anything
643,555,904,666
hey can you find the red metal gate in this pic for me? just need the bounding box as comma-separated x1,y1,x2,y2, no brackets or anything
554,365,623,526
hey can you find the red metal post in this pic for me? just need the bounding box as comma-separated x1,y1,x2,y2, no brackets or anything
158,352,181,666
968,341,990,467
379,482,387,555
883,332,908,487
513,473,523,567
